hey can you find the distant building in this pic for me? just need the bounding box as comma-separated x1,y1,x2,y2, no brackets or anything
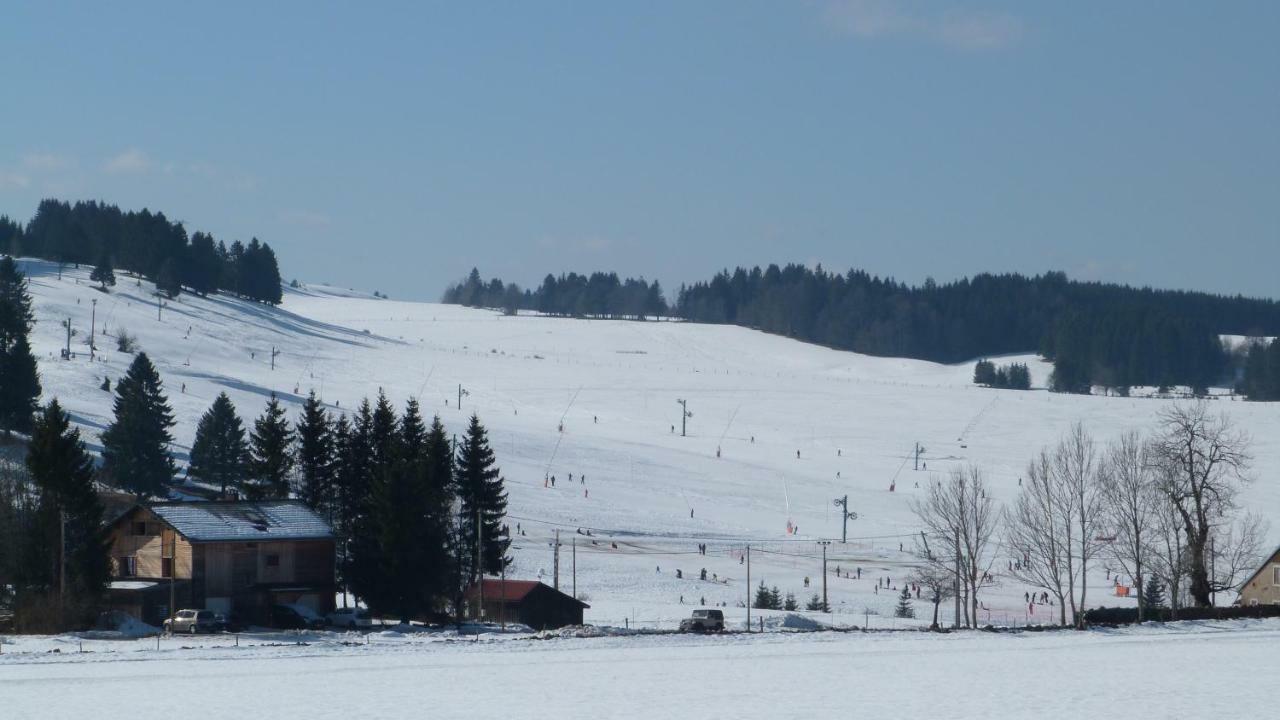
104,501,335,626
1237,546,1280,606
464,579,589,630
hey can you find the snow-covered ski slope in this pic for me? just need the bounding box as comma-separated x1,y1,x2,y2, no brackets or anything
17,258,1280,626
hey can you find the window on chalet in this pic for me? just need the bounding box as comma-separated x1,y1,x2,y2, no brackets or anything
1272,565,1280,585
162,557,174,578
118,556,136,577
132,521,150,536
265,554,280,568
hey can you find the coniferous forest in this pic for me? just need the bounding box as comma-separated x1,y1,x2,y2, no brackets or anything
0,199,283,304
448,265,1280,396
443,268,668,319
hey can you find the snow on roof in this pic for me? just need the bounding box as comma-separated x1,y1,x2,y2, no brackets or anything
148,501,333,542
109,581,158,591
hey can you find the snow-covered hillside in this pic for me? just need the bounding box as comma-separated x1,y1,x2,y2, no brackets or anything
17,258,1280,627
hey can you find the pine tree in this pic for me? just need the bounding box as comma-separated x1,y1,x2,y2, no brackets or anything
0,257,40,436
100,353,175,498
248,394,293,499
894,586,916,618
0,332,40,435
90,252,116,289
0,256,34,348
753,581,772,610
156,257,180,299
769,586,782,610
805,594,826,612
339,400,378,603
295,391,335,517
188,393,249,496
367,398,435,621
456,414,510,581
423,415,458,611
24,399,109,628
1142,579,1166,610
784,592,798,611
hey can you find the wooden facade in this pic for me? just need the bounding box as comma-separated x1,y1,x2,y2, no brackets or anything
465,579,589,630
105,503,336,626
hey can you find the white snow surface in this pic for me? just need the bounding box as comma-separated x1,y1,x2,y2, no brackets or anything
14,258,1280,630
2,620,1279,719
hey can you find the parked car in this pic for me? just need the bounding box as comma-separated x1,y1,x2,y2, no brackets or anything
164,609,224,634
327,607,373,629
679,609,725,633
270,603,326,630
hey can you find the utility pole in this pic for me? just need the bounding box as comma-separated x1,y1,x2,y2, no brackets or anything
59,509,66,627
64,317,72,359
270,346,280,370
572,536,577,599
745,544,751,632
477,506,484,621
89,298,97,361
168,530,176,625
832,495,857,543
818,541,831,612
676,398,690,437
458,384,469,411
157,295,163,321
914,442,925,471
500,561,506,631
953,528,962,629
553,530,561,591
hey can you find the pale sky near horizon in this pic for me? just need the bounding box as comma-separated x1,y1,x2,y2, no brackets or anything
2,2,1276,301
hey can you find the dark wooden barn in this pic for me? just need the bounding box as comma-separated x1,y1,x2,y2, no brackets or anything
465,579,589,630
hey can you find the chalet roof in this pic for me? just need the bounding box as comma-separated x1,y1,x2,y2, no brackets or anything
147,501,333,543
465,579,589,608
1237,545,1280,593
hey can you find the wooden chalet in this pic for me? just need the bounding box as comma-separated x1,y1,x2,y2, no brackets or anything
105,500,335,626
465,579,589,630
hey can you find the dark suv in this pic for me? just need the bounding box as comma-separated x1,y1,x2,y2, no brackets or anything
270,603,326,630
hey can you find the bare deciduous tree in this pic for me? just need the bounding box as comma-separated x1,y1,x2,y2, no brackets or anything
1004,448,1071,626
1098,431,1160,622
1210,511,1268,601
1053,422,1103,628
1149,403,1252,607
907,549,955,631
911,465,995,629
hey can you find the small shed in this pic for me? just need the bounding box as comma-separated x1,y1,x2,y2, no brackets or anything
465,579,589,630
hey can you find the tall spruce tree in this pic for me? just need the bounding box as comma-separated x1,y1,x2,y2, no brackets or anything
423,415,458,612
248,394,294,500
0,332,40,435
100,353,175,498
90,252,116,289
188,392,249,496
340,400,378,603
0,257,40,436
24,399,109,628
456,414,510,581
367,399,432,621
295,391,335,518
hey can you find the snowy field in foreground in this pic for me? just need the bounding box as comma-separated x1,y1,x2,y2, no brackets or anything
14,258,1280,626
2,620,1277,719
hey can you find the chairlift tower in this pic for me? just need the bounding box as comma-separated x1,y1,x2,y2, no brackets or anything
676,398,691,437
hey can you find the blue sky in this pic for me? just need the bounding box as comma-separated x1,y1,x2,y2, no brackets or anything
2,1,1276,300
